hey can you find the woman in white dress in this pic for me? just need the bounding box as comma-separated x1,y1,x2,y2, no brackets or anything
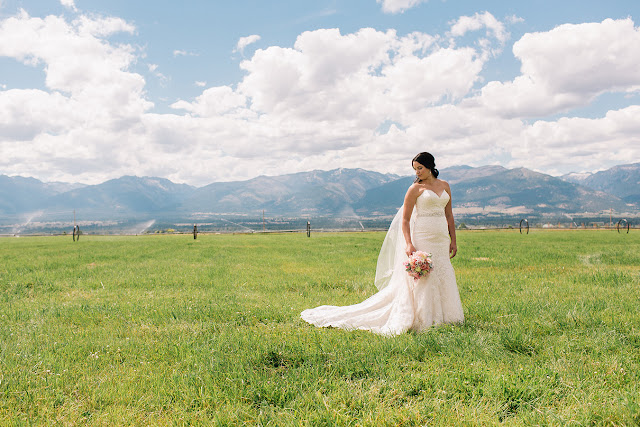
301,152,464,336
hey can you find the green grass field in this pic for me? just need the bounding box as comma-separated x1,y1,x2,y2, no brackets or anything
1,230,639,426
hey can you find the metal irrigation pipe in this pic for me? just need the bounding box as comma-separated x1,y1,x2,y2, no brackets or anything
616,219,630,234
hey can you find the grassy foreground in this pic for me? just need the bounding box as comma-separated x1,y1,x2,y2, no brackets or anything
1,230,639,426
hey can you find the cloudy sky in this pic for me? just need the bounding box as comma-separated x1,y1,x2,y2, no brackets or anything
1,0,639,186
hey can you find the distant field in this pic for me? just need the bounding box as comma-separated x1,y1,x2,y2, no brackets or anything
1,230,639,425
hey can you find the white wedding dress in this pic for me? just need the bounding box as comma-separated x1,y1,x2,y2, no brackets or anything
301,189,464,336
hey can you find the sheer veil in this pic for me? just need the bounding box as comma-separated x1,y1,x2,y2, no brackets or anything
374,205,416,290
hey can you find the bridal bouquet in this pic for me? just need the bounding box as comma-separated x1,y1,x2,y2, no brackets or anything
404,251,433,281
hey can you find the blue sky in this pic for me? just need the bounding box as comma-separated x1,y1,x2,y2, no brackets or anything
1,0,639,185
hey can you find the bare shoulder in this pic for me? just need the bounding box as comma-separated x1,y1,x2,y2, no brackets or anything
439,179,452,193
406,182,421,195
404,182,421,199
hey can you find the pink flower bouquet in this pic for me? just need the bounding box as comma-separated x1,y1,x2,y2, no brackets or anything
403,251,434,281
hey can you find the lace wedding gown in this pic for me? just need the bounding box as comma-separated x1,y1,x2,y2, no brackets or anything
301,189,464,336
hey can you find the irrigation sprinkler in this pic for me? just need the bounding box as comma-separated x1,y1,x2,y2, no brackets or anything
519,219,529,234
616,219,630,234
220,218,254,233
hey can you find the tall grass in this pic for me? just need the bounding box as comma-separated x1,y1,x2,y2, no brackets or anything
1,230,639,425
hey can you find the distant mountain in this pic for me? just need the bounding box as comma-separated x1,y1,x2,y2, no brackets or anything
560,172,591,184
451,167,630,214
440,165,508,184
354,165,510,215
0,175,85,214
45,176,196,216
183,168,399,215
1,165,638,224
356,166,632,217
562,163,640,205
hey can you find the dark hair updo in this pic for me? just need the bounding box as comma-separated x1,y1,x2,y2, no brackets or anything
412,152,439,179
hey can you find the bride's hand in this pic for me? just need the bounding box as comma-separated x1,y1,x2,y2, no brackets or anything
405,243,417,257
449,242,457,258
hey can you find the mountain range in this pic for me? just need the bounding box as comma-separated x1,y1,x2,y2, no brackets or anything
561,163,640,205
1,163,638,224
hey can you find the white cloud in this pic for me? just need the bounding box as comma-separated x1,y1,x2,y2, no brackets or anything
476,18,640,118
167,19,640,181
510,105,640,174
1,9,639,186
0,89,77,141
163,26,492,179
0,10,144,106
449,11,509,44
234,34,261,54
173,49,198,57
506,15,524,25
377,0,428,14
234,27,481,125
148,63,168,83
0,10,151,183
171,86,247,116
74,15,135,37
517,18,640,94
60,0,77,12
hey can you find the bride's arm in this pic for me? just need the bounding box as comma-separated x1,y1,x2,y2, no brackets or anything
402,184,420,256
443,182,457,258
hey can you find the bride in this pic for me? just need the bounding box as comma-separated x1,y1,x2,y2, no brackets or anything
301,152,464,336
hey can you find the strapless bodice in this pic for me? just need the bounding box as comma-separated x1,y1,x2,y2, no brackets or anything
415,189,449,217
413,189,450,252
